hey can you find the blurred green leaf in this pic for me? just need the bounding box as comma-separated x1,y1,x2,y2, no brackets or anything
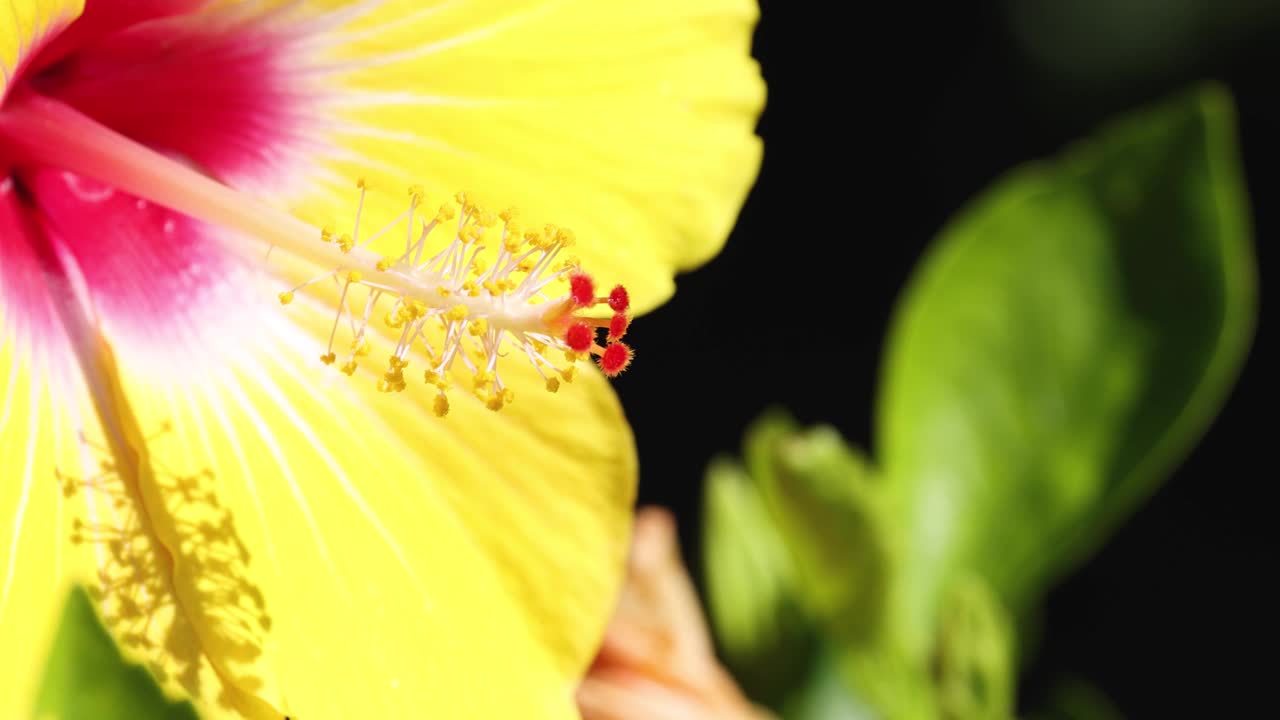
876,84,1256,653
1028,676,1125,720
34,586,197,720
831,574,1015,720
838,644,935,720
703,446,816,705
783,649,878,720
932,576,1015,720
760,422,888,643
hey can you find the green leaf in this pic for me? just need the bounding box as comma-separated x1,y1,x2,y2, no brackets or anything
760,422,889,644
875,84,1256,650
832,574,1014,720
1028,676,1125,720
709,414,905,715
702,443,816,706
34,586,198,720
931,576,1015,720
783,648,878,720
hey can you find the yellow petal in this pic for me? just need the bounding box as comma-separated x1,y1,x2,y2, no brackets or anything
2,177,636,715
2,291,636,717
0,340,87,716
125,304,637,717
0,0,82,99
273,0,764,314
2,2,746,714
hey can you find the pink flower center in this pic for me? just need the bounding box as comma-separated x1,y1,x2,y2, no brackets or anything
0,0,317,352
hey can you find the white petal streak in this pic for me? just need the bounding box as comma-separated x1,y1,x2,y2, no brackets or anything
335,1,459,46
291,0,390,35
50,387,67,582
327,122,476,161
293,143,418,187
186,381,302,691
215,371,351,604
247,352,432,605
278,296,487,555
68,392,109,573
0,339,19,437
0,381,41,624
181,381,281,564
333,90,518,110
325,1,562,73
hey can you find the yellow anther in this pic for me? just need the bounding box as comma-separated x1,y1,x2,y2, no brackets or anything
380,361,408,392
378,377,407,393
294,183,631,412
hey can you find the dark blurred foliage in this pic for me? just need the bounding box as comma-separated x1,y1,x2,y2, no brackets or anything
613,0,1275,715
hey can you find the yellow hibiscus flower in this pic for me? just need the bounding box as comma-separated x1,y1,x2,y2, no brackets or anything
0,1,763,718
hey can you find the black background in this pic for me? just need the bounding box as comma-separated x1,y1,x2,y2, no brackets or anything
614,1,1274,716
